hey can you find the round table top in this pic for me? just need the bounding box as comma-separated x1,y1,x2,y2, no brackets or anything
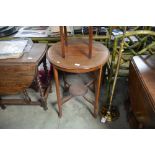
47,38,109,72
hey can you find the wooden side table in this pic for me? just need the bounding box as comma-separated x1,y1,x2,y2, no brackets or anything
0,43,50,110
47,38,109,117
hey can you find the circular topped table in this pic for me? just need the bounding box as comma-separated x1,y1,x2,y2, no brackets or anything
47,38,109,117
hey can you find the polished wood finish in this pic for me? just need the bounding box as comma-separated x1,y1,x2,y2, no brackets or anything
60,26,65,58
48,38,109,72
89,26,93,58
0,43,49,110
53,66,62,117
94,67,103,117
59,26,94,59
47,38,109,117
0,65,35,94
128,55,155,128
64,26,68,46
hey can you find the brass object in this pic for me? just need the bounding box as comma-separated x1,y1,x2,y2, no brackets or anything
102,27,127,122
101,105,120,122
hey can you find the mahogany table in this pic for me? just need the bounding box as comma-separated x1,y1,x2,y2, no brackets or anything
0,43,50,110
47,38,109,117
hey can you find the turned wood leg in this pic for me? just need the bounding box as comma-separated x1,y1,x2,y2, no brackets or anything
0,104,6,109
43,56,48,86
53,66,62,117
0,96,6,109
23,89,31,104
94,66,103,118
37,73,48,110
43,56,52,97
49,64,53,93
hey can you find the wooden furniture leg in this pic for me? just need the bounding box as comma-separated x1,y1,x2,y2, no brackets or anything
64,26,68,46
23,89,31,104
89,26,93,58
94,66,103,118
0,96,6,109
37,74,48,110
49,64,53,93
42,55,52,95
42,56,48,85
53,66,62,117
60,26,65,58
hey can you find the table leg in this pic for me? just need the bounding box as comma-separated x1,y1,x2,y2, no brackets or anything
53,66,62,117
43,56,52,97
49,64,53,92
0,96,6,109
37,74,48,110
88,26,93,58
43,56,48,86
94,66,103,118
23,89,31,104
60,26,65,58
64,26,68,46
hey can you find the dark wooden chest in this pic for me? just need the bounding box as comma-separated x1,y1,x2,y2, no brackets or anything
129,55,155,128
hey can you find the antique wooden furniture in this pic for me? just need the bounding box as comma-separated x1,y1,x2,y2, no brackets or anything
128,55,155,128
0,43,50,110
47,26,109,118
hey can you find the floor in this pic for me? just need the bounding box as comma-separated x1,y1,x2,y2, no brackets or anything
0,73,130,129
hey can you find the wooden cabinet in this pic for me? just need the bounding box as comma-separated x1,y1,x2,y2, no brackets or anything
128,55,155,128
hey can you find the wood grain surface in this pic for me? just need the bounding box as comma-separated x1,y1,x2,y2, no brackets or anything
0,43,48,95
